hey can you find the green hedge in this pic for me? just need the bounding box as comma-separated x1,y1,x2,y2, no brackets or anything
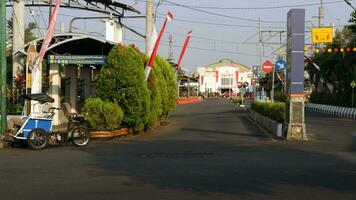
274,91,287,102
82,97,124,130
96,45,150,129
251,101,285,123
155,55,177,117
230,96,242,104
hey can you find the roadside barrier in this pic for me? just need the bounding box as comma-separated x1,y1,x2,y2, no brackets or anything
176,97,202,105
306,103,356,120
249,110,283,138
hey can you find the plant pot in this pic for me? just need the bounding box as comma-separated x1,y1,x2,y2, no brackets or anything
90,128,129,138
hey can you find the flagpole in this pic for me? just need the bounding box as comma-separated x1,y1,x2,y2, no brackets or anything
145,11,173,80
177,31,192,67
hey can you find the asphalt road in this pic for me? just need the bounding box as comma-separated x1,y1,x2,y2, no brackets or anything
0,98,355,200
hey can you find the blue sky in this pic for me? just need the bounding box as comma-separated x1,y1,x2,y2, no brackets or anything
7,0,356,71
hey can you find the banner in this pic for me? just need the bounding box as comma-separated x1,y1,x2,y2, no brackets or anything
147,24,158,57
177,31,192,67
215,71,219,83
36,0,61,65
235,71,239,85
145,11,173,80
201,76,204,85
32,0,61,94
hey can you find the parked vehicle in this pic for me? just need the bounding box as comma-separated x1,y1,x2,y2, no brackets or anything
6,93,90,150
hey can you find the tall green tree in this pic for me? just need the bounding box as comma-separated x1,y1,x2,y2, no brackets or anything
307,10,356,106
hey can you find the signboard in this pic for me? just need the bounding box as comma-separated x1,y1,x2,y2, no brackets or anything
275,59,287,72
262,61,273,73
312,27,333,43
48,55,107,65
351,80,356,89
237,82,242,88
243,82,249,88
26,43,37,89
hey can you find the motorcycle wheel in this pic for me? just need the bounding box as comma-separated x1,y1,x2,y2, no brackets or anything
27,128,49,150
72,125,90,147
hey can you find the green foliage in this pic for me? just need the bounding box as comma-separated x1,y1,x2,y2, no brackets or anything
155,55,177,117
251,101,285,123
102,101,124,130
145,57,163,129
230,96,242,104
82,97,124,130
304,12,356,107
96,45,150,129
81,98,105,130
309,90,353,107
274,91,287,102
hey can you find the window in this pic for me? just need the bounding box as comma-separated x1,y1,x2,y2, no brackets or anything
221,78,233,86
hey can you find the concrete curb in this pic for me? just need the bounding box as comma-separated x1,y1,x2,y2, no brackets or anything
306,103,356,120
249,110,283,138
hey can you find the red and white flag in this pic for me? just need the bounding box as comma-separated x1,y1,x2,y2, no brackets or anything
145,11,173,80
31,0,61,94
36,0,61,65
147,24,158,57
177,30,192,67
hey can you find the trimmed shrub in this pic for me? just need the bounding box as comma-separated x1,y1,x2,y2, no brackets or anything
146,58,164,128
251,101,285,123
102,101,124,130
274,91,287,102
82,97,124,130
96,45,151,129
81,97,105,130
230,96,242,104
155,55,177,117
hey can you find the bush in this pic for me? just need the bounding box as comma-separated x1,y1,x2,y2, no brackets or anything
81,97,124,130
251,101,285,123
230,96,242,104
274,91,287,102
146,58,164,128
96,45,151,129
155,55,177,117
102,101,124,130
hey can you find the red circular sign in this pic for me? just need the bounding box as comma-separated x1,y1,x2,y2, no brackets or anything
262,61,273,73
237,82,243,88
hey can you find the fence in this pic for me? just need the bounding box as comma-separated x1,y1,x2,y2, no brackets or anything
306,103,356,120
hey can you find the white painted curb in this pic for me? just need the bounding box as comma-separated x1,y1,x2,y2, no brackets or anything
250,110,283,138
306,103,356,120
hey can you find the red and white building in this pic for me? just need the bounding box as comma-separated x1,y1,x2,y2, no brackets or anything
197,59,252,94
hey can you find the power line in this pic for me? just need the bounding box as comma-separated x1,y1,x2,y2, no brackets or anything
124,37,266,58
161,0,354,10
163,0,286,24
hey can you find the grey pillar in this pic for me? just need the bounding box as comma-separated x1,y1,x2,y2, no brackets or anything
81,67,91,100
12,0,25,80
67,65,77,113
49,64,61,125
285,9,307,140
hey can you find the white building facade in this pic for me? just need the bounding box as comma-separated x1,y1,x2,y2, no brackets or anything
197,59,252,94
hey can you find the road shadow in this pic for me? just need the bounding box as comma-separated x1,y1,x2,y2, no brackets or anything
85,139,356,197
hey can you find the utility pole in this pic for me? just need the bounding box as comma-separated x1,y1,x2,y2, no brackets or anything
12,0,25,82
146,0,154,55
168,33,173,61
49,0,53,24
258,17,262,100
318,0,324,49
1,0,7,140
